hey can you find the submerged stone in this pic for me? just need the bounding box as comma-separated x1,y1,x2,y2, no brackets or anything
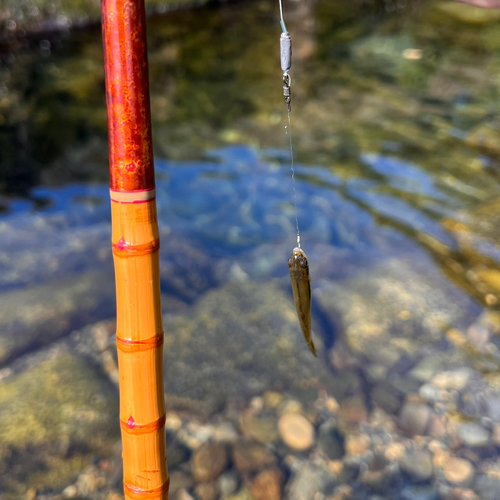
162,281,341,415
0,350,119,494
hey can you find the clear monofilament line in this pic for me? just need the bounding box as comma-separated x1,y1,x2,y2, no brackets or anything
286,110,300,248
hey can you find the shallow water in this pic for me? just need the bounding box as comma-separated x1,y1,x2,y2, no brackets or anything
1,0,500,498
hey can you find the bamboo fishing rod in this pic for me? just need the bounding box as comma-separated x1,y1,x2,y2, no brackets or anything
101,1,169,498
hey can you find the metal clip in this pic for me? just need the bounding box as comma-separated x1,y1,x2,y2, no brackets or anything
283,73,291,112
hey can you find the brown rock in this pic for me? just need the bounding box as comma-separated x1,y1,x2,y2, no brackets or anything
278,413,315,451
250,469,283,500
191,442,228,482
194,483,218,500
233,440,276,475
338,397,368,425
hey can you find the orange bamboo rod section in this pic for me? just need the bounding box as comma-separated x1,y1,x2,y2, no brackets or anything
101,0,169,498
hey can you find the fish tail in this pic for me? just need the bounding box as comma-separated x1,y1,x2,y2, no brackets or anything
308,338,317,357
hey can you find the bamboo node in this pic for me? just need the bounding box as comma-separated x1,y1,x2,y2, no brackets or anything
116,332,164,353
120,414,167,435
112,238,160,258
123,477,170,499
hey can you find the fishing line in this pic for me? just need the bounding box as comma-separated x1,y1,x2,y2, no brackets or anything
286,111,300,248
279,0,300,248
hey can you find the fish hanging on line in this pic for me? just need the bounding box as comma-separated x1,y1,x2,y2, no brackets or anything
278,0,315,356
288,247,316,357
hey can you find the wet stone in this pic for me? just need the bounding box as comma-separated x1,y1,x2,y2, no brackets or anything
278,413,315,451
166,436,189,468
287,461,337,500
240,410,279,445
432,369,472,391
0,272,116,366
409,356,443,383
474,475,500,500
250,468,283,500
371,384,402,414
398,403,431,436
217,472,239,498
400,449,433,482
338,396,369,425
400,485,440,500
457,422,490,448
194,482,218,500
442,457,474,485
191,442,228,482
318,421,345,460
345,433,370,456
163,281,337,416
170,471,195,496
232,440,276,475
0,349,119,495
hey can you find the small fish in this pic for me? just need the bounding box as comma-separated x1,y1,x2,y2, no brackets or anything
288,247,316,356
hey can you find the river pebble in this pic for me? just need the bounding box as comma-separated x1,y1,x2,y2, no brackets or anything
432,368,472,391
232,440,276,474
399,402,431,436
345,433,370,456
318,421,345,460
194,483,218,500
217,472,240,498
250,469,282,500
239,410,279,445
191,442,228,482
400,449,433,481
278,413,315,451
457,422,490,448
442,457,474,485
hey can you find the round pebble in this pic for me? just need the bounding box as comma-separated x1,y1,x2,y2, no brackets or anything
278,413,315,451
250,469,282,500
191,442,228,482
345,434,370,456
457,423,490,448
398,403,431,436
442,457,474,484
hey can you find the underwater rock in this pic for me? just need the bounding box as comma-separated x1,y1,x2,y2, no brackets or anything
250,468,283,500
162,281,341,416
232,439,276,475
0,348,119,494
239,410,279,445
400,449,433,482
316,256,479,369
441,457,474,485
278,413,315,451
0,271,116,365
194,482,218,500
287,461,337,500
217,472,240,498
191,442,228,483
457,422,490,448
398,403,432,436
170,471,195,497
